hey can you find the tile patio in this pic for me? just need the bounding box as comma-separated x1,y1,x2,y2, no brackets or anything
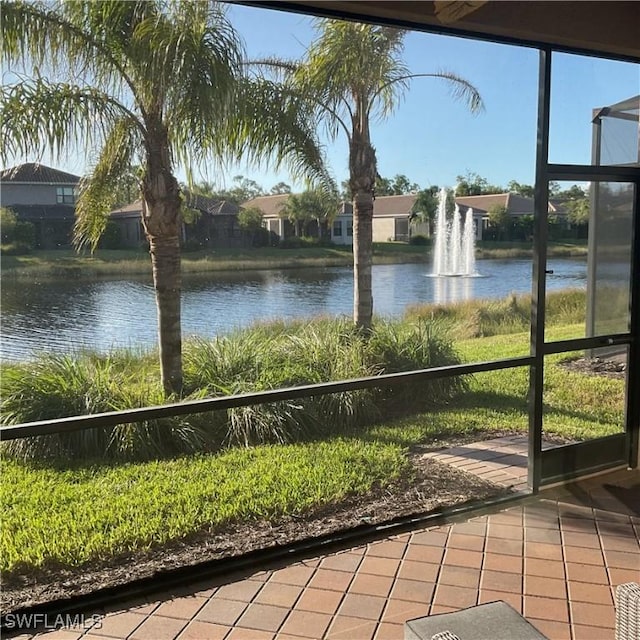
22,460,640,640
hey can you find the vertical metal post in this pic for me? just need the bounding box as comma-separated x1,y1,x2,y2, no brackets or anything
528,49,552,492
586,111,602,351
627,180,640,469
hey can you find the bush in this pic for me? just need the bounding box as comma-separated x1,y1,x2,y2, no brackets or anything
0,353,223,462
279,236,333,249
409,234,429,246
97,221,122,250
2,318,465,460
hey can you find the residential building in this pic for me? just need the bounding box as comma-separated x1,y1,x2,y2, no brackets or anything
0,162,81,248
109,192,242,249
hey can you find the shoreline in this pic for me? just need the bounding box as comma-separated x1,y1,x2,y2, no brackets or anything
1,242,588,280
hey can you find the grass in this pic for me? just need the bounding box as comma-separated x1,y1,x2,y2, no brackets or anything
0,294,626,578
1,240,587,279
0,440,406,573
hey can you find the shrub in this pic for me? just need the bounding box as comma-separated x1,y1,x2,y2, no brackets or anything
409,234,429,246
1,317,465,461
0,353,222,462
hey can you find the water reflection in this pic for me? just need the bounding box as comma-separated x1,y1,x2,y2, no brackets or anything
1,258,587,361
432,275,475,305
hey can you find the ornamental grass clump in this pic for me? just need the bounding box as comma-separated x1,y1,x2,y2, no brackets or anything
0,352,223,462
2,317,465,460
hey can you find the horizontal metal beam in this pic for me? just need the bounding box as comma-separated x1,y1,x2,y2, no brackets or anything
0,356,533,440
548,164,640,182
543,333,632,355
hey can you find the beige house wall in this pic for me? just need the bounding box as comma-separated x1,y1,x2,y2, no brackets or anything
372,217,396,242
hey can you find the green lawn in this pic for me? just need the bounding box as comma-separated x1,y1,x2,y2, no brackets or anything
0,322,624,577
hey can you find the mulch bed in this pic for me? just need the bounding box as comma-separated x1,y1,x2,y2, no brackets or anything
1,448,511,612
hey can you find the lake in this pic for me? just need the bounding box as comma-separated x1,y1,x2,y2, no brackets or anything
0,258,588,362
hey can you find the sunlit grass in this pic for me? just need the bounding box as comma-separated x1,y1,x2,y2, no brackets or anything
0,439,406,574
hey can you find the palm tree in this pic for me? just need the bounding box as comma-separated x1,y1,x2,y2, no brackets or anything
269,20,484,330
1,0,330,396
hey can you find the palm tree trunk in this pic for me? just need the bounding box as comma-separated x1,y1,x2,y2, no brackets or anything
141,128,183,396
149,232,182,396
350,119,377,331
352,189,374,331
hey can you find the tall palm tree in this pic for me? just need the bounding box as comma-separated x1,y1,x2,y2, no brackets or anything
1,0,330,396
270,20,484,330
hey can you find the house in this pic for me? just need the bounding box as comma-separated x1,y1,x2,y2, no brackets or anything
109,192,242,249
343,194,429,243
455,193,565,240
0,163,81,248
242,193,339,241
248,192,428,246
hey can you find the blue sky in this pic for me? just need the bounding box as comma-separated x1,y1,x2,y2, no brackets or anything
4,2,638,192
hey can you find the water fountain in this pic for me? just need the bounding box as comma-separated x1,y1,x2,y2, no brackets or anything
432,188,478,277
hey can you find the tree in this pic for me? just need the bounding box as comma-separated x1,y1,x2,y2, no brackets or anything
455,172,502,196
279,188,339,237
374,173,420,196
2,0,329,395
191,175,266,205
270,181,292,195
488,203,509,240
237,206,264,232
507,180,534,198
269,20,483,330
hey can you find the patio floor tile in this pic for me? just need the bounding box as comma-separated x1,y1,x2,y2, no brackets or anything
373,621,405,639
196,599,247,626
129,615,186,640
483,553,523,574
379,599,428,624
235,603,289,632
253,582,302,608
523,596,569,623
528,618,572,640
307,569,354,592
480,569,522,593
438,565,480,589
176,621,229,640
324,616,377,639
268,565,315,587
337,593,386,620
523,557,565,579
295,587,344,614
523,575,567,599
153,596,207,620
388,578,435,603
348,573,394,597
278,610,332,638
432,584,478,609
569,601,616,628
318,552,363,573
90,611,146,638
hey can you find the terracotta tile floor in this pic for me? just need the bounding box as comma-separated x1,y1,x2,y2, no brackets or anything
25,465,639,640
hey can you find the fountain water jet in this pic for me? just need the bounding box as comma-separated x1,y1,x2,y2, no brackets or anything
432,188,478,277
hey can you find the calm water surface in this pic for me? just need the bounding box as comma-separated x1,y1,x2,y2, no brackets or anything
1,258,588,362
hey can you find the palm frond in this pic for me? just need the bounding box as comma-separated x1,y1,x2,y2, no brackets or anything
220,77,336,195
0,79,136,164
74,118,141,251
1,0,133,97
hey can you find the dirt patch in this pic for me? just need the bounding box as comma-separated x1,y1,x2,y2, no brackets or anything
559,356,627,379
1,449,511,612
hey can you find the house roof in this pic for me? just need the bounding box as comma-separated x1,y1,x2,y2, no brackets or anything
455,193,537,215
242,194,290,217
110,192,239,218
341,194,420,218
0,163,81,185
